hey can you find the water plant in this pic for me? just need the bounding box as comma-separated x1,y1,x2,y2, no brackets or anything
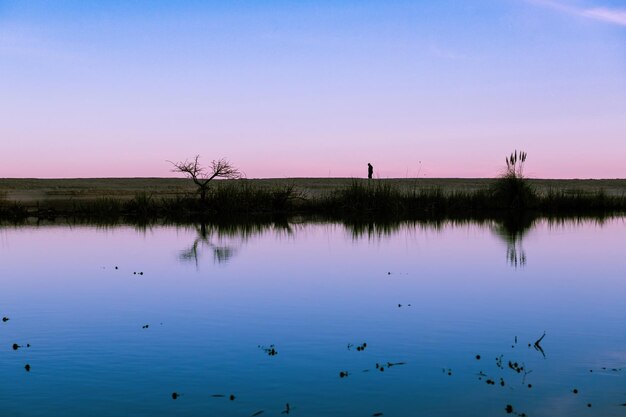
490,150,537,210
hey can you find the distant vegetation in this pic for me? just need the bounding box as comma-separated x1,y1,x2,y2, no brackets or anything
1,151,625,222
490,150,536,209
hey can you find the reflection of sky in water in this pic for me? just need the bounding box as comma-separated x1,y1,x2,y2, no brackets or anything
0,219,624,416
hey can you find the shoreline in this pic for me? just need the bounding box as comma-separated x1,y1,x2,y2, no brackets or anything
1,178,624,222
2,177,625,206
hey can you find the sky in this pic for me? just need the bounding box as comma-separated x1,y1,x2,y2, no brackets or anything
1,0,625,179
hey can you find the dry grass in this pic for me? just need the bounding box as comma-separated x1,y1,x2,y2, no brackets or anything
1,177,624,208
1,177,624,220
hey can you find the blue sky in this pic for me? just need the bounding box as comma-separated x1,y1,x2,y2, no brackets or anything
1,0,624,178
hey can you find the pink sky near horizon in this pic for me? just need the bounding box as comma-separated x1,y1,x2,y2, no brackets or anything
1,0,625,179
2,150,624,179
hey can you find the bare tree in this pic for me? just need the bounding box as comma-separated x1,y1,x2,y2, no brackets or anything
169,155,241,202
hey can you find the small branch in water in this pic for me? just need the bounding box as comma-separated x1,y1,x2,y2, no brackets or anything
533,332,546,358
522,368,533,385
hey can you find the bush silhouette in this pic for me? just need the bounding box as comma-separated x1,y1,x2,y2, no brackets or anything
490,150,537,209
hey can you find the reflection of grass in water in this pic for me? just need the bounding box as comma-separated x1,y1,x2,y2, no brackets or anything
490,214,535,268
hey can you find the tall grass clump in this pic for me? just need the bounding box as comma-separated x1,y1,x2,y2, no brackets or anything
490,150,537,210
327,180,404,216
540,189,626,213
204,181,303,215
72,198,124,219
0,193,28,220
123,192,159,218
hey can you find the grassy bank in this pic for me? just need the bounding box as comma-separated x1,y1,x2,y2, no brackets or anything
1,177,625,202
1,178,624,222
317,180,626,218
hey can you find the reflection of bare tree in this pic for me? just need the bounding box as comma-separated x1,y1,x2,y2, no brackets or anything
180,223,239,266
179,221,294,267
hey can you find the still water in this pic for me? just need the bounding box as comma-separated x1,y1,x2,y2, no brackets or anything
0,218,624,416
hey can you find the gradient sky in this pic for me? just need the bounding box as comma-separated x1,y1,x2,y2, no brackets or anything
1,0,624,179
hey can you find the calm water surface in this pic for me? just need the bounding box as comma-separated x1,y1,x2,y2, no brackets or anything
0,219,624,416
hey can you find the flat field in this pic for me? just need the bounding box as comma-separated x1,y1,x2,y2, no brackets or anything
1,177,625,209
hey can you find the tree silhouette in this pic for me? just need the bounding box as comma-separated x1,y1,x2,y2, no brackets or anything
169,155,241,202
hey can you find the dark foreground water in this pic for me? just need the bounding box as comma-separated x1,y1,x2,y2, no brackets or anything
0,218,624,417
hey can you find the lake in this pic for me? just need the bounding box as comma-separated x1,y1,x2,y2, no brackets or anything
1,218,624,416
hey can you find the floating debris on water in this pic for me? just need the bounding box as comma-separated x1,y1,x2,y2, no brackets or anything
375,361,406,373
533,331,546,358
251,410,264,416
508,361,524,373
590,367,623,373
372,413,384,416
496,355,504,369
339,371,349,378
476,354,481,360
348,342,367,352
24,364,31,372
171,392,180,400
572,388,578,394
503,403,527,417
209,393,235,400
142,324,149,329
13,343,31,350
258,344,278,356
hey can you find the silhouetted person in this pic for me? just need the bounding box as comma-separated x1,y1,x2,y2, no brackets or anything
367,163,373,179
